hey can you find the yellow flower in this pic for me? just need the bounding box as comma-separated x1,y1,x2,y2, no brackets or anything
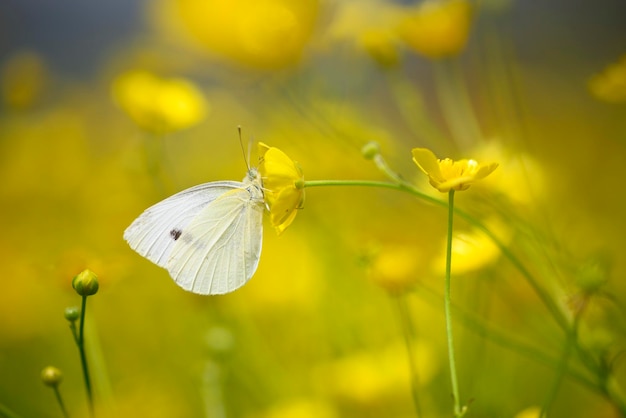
432,218,510,275
368,244,422,291
412,148,498,192
112,70,208,134
514,406,541,418
588,54,626,103
315,340,438,406
154,0,318,70
399,0,473,59
262,399,337,418
258,143,305,234
318,0,403,68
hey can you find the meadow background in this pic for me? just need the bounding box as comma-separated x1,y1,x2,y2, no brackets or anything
1,0,625,417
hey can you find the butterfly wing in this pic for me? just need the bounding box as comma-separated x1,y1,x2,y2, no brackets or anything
166,187,265,294
124,181,243,267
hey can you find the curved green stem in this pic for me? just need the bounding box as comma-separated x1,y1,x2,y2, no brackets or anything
78,296,94,417
305,178,568,331
303,177,626,413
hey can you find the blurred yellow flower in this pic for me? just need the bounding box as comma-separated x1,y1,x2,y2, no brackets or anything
514,406,541,418
258,142,305,234
157,0,318,70
368,244,422,291
112,70,208,134
432,219,509,275
471,141,545,206
412,147,498,192
319,0,403,67
399,0,473,59
260,399,337,418
588,54,626,103
1,50,48,109
316,340,438,406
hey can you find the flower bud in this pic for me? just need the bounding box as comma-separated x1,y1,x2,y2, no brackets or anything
64,306,80,322
361,141,381,160
72,269,99,296
575,253,610,295
41,366,63,387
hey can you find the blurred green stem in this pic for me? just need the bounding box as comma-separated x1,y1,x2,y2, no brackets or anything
394,293,423,417
304,167,626,412
385,70,450,151
540,312,581,418
0,403,22,418
433,60,484,148
77,295,94,417
414,283,597,391
53,386,70,418
444,190,465,417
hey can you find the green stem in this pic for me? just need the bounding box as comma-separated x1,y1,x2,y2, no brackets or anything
305,179,569,331
304,177,626,411
394,293,423,417
53,386,70,418
433,60,484,148
540,313,580,418
78,295,94,417
445,190,464,417
69,321,79,346
414,283,597,391
604,377,626,416
0,403,22,418
385,70,451,151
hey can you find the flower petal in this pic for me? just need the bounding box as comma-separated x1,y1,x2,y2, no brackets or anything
412,148,444,181
473,162,499,180
258,142,305,233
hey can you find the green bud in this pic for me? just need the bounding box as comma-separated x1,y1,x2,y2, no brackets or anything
41,366,63,387
576,253,610,295
64,306,80,322
361,141,381,160
72,269,99,296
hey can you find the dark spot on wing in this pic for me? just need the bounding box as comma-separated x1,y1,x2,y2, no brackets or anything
170,229,182,241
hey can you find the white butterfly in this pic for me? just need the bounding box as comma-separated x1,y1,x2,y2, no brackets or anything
124,168,265,295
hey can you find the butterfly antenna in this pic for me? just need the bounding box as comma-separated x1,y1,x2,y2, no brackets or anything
237,125,250,170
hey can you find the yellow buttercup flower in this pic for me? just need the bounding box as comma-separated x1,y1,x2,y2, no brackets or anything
368,244,422,291
588,54,626,103
258,143,305,234
432,218,510,275
156,0,319,70
412,148,498,192
112,70,208,134
399,0,473,59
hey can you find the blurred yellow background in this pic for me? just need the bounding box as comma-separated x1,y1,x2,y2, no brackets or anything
1,0,625,417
